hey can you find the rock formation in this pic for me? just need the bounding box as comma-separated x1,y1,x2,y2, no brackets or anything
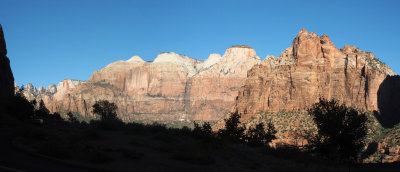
234,28,396,116
187,46,261,120
0,24,14,104
23,46,261,121
22,29,398,124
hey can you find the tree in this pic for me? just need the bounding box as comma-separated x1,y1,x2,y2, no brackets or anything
308,98,367,162
193,121,213,137
218,111,245,141
245,122,277,146
92,100,118,121
35,99,50,118
6,90,34,120
266,122,277,143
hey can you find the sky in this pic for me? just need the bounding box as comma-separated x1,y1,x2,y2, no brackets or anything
1,0,399,88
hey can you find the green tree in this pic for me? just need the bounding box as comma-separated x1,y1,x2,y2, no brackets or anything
92,100,118,121
308,98,367,162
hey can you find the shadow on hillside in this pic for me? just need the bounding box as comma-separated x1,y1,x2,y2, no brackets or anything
374,75,400,128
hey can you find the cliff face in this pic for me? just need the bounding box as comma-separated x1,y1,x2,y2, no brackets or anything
22,29,398,123
188,46,261,120
26,47,261,121
234,28,396,115
0,24,14,103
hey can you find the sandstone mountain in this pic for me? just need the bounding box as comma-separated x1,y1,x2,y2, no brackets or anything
22,46,261,121
0,24,14,104
21,29,399,125
234,29,398,125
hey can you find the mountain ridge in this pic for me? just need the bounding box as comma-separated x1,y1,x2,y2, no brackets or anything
19,29,398,124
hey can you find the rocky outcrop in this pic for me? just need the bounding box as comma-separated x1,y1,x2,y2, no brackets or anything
26,47,261,121
17,80,84,113
234,28,396,116
187,46,261,120
0,24,14,103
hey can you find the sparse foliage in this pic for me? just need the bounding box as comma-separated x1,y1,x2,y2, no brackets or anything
308,98,368,162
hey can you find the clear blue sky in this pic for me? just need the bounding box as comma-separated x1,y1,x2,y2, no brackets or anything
1,0,399,88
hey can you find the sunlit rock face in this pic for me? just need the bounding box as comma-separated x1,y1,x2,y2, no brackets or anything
188,46,262,120
30,47,261,121
24,29,398,123
234,29,396,116
0,24,14,103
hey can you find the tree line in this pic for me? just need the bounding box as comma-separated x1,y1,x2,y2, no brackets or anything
3,89,368,164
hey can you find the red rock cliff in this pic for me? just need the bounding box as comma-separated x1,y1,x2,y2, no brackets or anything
234,28,395,115
37,48,261,121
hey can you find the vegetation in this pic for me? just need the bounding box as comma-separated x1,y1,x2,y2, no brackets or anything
245,122,277,146
92,81,113,88
1,94,398,171
246,110,316,139
6,90,62,121
146,93,165,98
67,111,79,123
217,111,245,141
307,98,368,162
193,121,212,138
92,100,119,121
6,90,35,120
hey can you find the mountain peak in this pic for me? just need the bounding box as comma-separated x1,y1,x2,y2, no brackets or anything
126,55,144,63
224,45,259,60
154,52,198,65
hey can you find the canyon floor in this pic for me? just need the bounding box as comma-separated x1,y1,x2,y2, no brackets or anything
1,113,399,172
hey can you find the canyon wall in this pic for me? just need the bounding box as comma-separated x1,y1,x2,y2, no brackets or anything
234,28,396,116
23,47,261,121
22,29,398,123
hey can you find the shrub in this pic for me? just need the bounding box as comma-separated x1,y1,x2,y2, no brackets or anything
308,98,367,162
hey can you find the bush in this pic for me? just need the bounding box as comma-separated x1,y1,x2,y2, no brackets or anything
218,111,245,141
308,98,367,162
